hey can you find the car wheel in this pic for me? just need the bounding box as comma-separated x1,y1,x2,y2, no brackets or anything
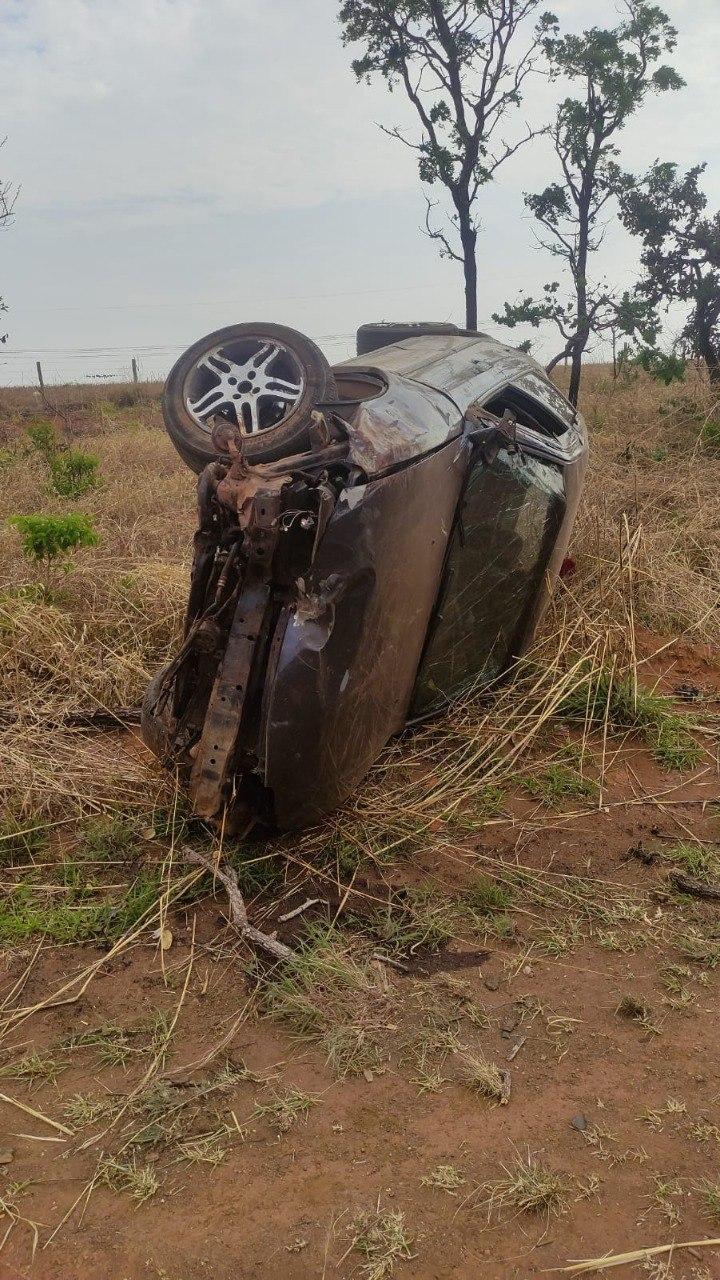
163,323,338,473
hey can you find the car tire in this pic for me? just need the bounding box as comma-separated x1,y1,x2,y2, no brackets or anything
163,323,338,474
356,321,460,357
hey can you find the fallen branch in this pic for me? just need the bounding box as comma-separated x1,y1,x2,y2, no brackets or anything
0,1090,73,1136
670,871,720,901
550,1237,720,1274
181,846,295,963
278,897,328,922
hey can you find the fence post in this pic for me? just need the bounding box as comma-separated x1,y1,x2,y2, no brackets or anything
36,360,45,394
131,357,139,384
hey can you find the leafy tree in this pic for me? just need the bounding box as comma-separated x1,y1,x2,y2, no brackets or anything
619,162,720,383
338,0,559,329
493,1,683,405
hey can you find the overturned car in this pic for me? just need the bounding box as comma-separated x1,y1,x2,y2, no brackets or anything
142,321,587,830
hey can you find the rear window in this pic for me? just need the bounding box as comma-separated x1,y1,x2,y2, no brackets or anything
484,379,572,438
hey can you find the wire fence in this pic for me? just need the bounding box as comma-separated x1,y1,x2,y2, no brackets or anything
0,334,358,388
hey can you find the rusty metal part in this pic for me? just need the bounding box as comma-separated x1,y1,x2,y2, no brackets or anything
189,580,271,819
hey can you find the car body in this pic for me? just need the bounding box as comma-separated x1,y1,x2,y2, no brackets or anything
142,322,587,830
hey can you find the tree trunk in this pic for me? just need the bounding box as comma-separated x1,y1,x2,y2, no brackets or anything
568,342,583,406
459,209,478,330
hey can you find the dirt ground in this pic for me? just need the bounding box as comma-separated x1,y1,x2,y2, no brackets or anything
1,644,719,1280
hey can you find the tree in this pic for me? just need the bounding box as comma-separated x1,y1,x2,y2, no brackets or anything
0,139,18,329
493,1,683,405
619,162,720,383
338,0,559,329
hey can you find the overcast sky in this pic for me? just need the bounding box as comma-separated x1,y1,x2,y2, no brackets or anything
1,0,719,385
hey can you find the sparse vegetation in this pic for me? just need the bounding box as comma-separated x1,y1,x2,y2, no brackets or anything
349,1207,414,1280
457,1050,508,1104
561,670,701,770
96,1154,161,1205
483,1148,571,1217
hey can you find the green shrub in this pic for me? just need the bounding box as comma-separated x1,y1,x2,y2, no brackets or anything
25,419,59,459
49,449,101,498
634,347,687,385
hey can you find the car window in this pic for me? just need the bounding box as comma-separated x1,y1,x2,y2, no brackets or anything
409,448,566,716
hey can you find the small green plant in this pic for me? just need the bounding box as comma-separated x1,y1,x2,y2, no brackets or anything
661,841,720,884
521,763,597,807
7,512,98,587
49,449,101,498
463,874,512,919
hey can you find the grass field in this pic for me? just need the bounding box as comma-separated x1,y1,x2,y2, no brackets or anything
0,365,718,1280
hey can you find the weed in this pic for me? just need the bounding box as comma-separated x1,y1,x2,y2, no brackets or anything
361,892,457,955
81,813,141,861
695,1178,720,1226
690,1122,720,1144
176,1134,227,1166
701,418,720,454
535,918,584,956
0,817,47,867
0,1050,68,1085
410,1066,447,1094
257,925,389,1076
673,929,720,968
616,994,654,1025
252,1087,320,1133
463,874,512,916
0,870,161,945
97,1154,161,1205
421,1163,466,1194
650,1175,684,1225
561,670,701,770
349,1208,414,1280
484,1148,570,1216
323,1023,384,1078
661,841,720,883
521,764,598,807
64,1093,115,1129
457,1050,508,1103
64,1022,138,1069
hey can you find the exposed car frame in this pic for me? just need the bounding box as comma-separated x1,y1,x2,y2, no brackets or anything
143,322,587,830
